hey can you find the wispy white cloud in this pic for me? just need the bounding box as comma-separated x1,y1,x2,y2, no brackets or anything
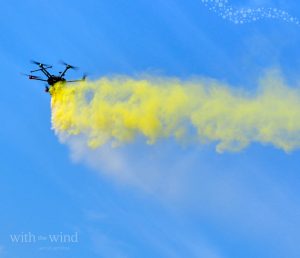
63,134,189,199
61,133,300,256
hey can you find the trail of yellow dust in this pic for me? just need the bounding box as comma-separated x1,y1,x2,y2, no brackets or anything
50,73,300,152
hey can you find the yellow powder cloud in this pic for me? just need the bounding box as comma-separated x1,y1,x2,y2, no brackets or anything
50,72,300,152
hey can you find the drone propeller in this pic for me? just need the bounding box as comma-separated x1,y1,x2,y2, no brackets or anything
60,61,79,70
21,73,44,80
31,60,51,67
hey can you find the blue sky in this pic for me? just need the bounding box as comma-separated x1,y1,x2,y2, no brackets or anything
1,0,300,257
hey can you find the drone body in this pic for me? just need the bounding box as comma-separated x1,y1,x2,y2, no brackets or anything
24,61,86,93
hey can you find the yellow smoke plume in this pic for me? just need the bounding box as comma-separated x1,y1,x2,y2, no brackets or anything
50,71,300,152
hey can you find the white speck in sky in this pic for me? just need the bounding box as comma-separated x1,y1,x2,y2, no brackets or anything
201,0,300,26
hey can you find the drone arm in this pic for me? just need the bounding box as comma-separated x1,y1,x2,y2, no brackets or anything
31,78,48,82
66,80,81,82
30,67,52,78
60,67,70,78
67,75,86,83
40,67,52,78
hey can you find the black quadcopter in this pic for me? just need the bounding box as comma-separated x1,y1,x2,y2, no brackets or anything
24,60,86,93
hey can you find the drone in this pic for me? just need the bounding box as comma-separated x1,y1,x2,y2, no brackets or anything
24,60,86,93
